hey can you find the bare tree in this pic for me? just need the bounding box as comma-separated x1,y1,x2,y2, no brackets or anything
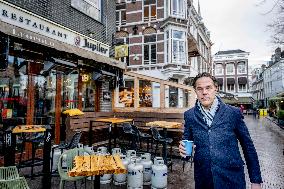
258,0,284,45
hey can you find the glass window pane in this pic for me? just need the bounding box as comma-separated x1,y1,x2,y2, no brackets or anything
151,44,156,63
169,86,178,107
139,80,152,107
82,73,96,111
121,10,126,20
144,6,149,18
173,30,183,39
62,72,78,109
144,45,149,64
151,5,156,17
116,12,119,22
118,79,134,107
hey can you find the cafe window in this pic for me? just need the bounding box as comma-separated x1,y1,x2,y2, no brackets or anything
183,89,189,108
118,79,134,107
62,71,79,109
81,73,96,111
169,86,178,107
139,80,152,107
0,56,28,123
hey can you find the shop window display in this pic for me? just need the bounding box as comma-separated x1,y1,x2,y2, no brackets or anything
119,79,134,107
169,86,178,107
139,80,152,107
0,56,28,124
81,73,96,111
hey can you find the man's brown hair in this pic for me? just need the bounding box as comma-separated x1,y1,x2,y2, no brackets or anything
192,72,219,89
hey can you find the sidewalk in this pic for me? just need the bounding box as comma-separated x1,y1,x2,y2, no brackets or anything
265,116,284,130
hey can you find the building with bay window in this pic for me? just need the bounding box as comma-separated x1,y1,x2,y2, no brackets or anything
115,0,212,82
213,49,253,108
114,0,211,109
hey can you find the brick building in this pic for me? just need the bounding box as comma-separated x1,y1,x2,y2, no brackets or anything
115,0,212,84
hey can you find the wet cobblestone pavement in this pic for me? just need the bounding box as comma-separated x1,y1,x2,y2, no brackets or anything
22,115,284,189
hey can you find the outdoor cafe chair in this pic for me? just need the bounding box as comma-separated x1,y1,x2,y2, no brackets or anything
51,131,82,175
17,130,45,179
150,127,173,156
0,166,20,180
0,177,30,189
0,166,30,189
120,122,137,151
58,148,90,189
131,124,152,152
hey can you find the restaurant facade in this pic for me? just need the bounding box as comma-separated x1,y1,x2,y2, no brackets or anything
0,0,125,144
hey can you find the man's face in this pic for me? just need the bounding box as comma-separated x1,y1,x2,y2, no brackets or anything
195,77,217,109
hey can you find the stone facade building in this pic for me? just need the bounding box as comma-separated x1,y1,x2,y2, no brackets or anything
213,49,253,108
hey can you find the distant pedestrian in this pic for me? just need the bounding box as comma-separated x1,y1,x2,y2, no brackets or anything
240,104,244,114
253,108,257,119
179,72,262,189
256,109,260,119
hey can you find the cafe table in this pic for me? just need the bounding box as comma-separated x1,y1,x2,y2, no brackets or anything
4,125,52,189
68,154,127,189
89,118,133,152
146,121,182,165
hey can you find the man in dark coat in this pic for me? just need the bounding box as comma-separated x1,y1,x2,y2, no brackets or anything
179,72,262,189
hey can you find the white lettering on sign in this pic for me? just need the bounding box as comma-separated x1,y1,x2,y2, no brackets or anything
0,0,109,57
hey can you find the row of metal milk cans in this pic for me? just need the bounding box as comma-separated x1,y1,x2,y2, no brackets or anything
51,145,167,189
110,147,168,189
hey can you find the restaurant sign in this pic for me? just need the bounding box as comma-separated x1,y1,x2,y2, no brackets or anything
0,0,109,57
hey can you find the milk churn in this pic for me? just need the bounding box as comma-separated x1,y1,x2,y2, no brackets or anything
141,153,152,185
77,143,84,149
113,155,129,185
126,150,136,161
97,146,108,154
151,157,167,189
127,157,143,189
97,147,112,184
84,145,95,155
112,147,122,155
50,145,61,171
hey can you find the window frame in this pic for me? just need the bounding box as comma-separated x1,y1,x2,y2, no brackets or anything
226,63,235,75
143,0,157,22
238,84,247,92
172,30,186,64
215,63,223,75
170,0,186,19
143,33,157,65
237,62,246,74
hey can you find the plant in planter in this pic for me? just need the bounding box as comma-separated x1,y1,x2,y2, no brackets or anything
277,110,284,125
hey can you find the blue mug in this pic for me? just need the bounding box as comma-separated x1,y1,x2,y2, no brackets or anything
182,140,193,156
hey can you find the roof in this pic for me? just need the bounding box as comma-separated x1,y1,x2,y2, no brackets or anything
215,49,248,55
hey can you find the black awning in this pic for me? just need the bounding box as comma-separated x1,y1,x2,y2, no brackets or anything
238,77,247,85
216,78,223,85
227,78,235,85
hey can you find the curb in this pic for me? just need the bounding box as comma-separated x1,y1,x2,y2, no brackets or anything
265,116,284,130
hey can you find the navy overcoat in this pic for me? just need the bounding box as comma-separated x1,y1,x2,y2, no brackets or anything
183,98,262,189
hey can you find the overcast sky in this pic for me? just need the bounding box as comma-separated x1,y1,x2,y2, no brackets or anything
194,0,279,68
